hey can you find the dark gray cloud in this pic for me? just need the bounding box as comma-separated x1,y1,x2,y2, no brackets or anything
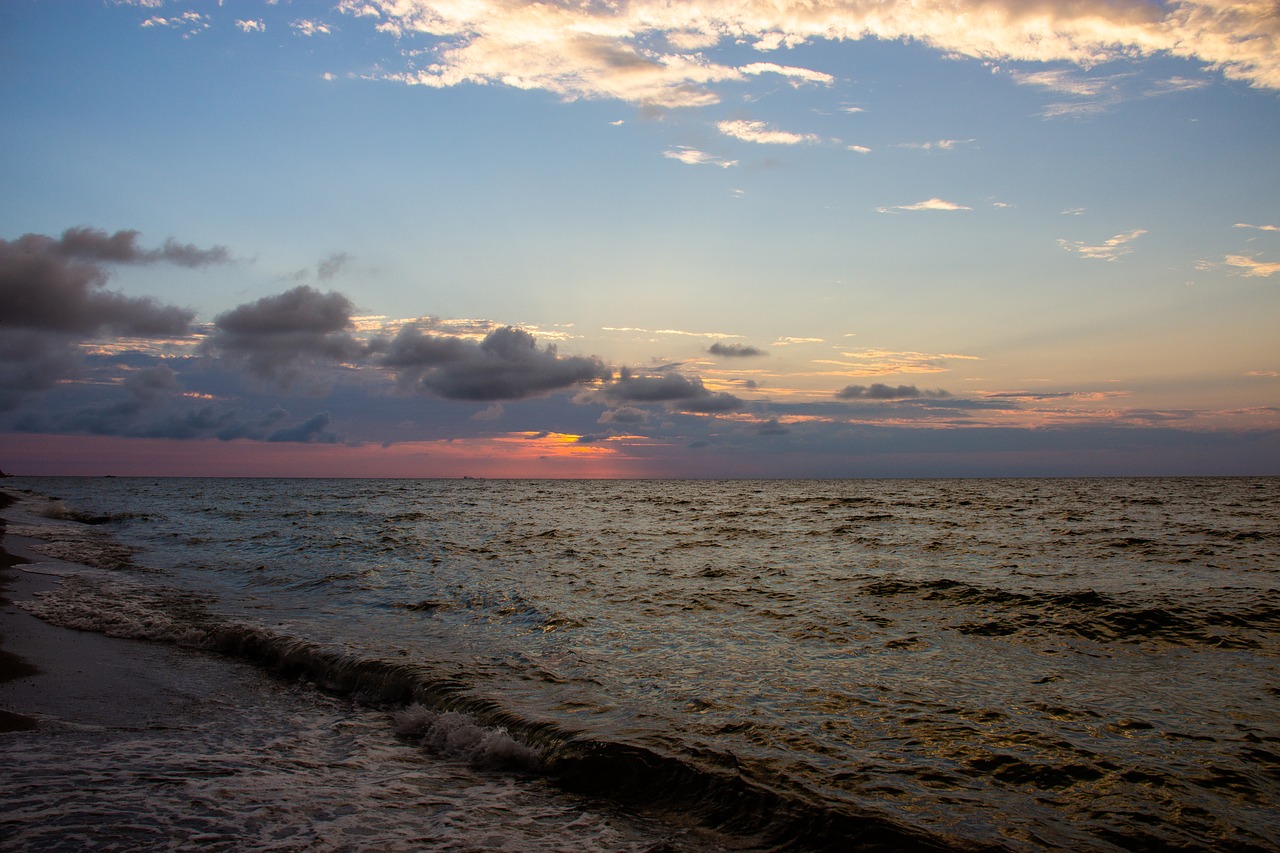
205,285,365,382
598,406,650,425
267,412,336,443
0,232,196,336
0,228,217,409
215,285,353,336
601,367,745,413
0,330,83,411
381,325,608,401
708,342,767,358
45,226,231,267
125,365,182,400
836,383,951,400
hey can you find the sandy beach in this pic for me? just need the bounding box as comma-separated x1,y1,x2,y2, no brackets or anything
2,492,215,734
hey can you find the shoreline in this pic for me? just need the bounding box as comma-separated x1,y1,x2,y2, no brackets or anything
0,488,263,735
0,491,40,731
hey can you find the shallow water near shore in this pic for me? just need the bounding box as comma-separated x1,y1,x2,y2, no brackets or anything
2,476,1278,850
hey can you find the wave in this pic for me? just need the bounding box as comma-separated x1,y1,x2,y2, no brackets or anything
860,578,1279,647
20,570,985,852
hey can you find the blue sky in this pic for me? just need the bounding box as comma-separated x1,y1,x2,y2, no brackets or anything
1,0,1277,477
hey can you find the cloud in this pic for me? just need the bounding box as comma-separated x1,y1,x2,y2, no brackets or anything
214,286,354,337
708,342,767,358
0,330,82,411
1058,228,1147,261
602,325,741,339
204,285,365,383
1017,69,1212,115
0,227,218,409
1234,223,1280,233
267,412,336,443
717,119,821,145
876,198,972,213
336,0,1280,108
139,11,210,37
1011,69,1111,98
663,146,737,168
772,336,825,346
38,226,230,268
381,325,608,401
895,138,974,150
0,232,198,336
293,19,334,37
1222,255,1280,277
836,383,951,400
1147,76,1210,96
598,406,650,425
236,19,266,33
738,63,834,85
317,252,352,281
750,418,787,436
817,348,982,376
979,390,1127,402
599,366,745,413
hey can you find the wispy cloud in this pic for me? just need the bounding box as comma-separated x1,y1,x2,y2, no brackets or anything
895,138,974,151
816,348,981,376
663,146,737,168
1009,68,1130,117
1147,76,1210,96
717,120,821,145
1235,223,1280,233
876,198,972,213
1223,255,1280,277
1058,229,1147,261
738,63,834,85
140,11,209,37
836,383,951,400
1012,69,1112,98
236,20,266,34
293,19,334,37
772,337,825,346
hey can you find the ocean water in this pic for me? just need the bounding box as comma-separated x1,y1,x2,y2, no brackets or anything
2,477,1277,851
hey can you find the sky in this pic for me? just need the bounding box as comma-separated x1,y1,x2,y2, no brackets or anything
1,0,1278,478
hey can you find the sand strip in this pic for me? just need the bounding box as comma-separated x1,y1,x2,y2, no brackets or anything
0,489,280,734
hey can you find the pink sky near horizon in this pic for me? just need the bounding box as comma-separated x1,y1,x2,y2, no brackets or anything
4,432,1273,480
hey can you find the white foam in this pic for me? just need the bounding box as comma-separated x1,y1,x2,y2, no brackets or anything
394,706,544,772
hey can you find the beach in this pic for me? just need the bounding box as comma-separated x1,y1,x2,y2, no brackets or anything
0,485,735,851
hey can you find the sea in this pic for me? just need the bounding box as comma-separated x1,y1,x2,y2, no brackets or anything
1,476,1277,851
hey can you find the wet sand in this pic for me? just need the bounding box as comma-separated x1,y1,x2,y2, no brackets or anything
0,489,270,735
0,491,39,732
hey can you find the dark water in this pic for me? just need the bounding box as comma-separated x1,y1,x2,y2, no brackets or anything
2,477,1278,851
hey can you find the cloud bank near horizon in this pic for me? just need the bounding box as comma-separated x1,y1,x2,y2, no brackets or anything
3,225,1275,476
